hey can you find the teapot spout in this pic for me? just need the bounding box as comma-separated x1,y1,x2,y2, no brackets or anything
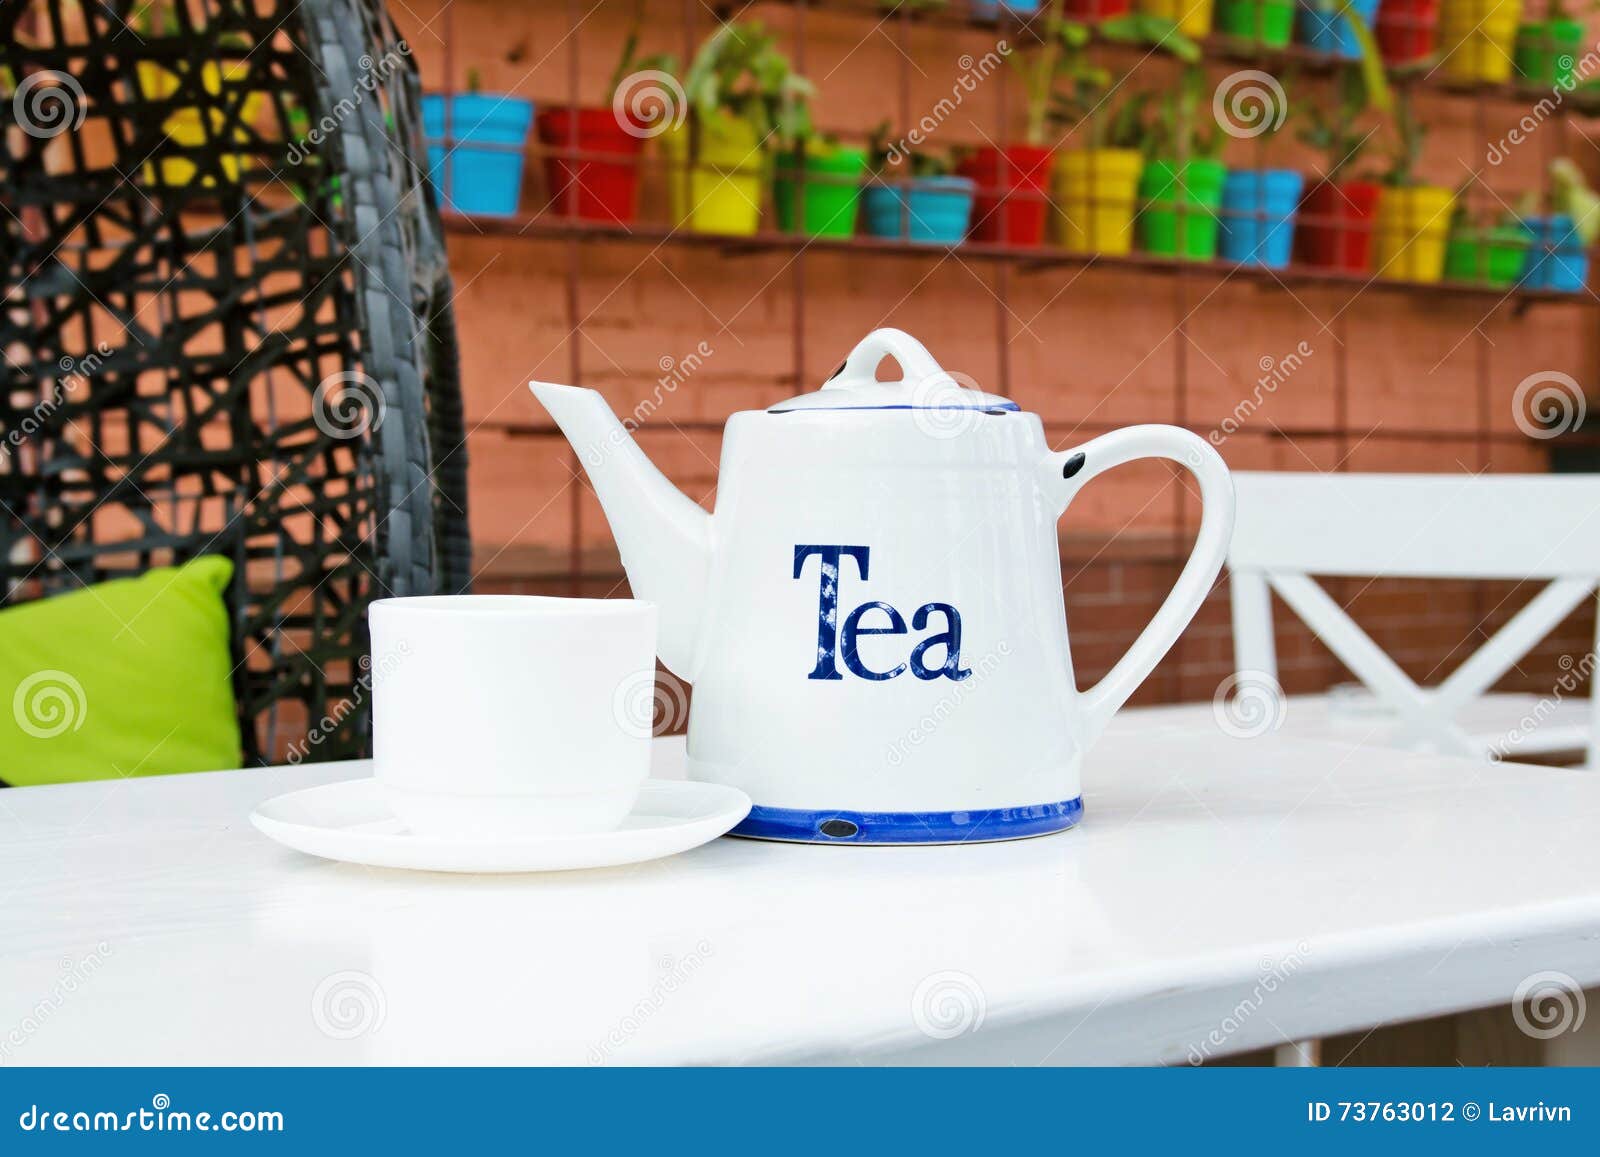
529,382,712,679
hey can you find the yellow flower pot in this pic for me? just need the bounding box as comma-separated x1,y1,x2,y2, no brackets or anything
138,59,264,187
1375,185,1455,282
1054,149,1144,256
1438,0,1523,83
1137,0,1217,38
662,116,764,236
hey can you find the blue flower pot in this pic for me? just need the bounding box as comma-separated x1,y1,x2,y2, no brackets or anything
1297,0,1380,58
422,93,535,217
1521,213,1589,293
862,177,975,245
971,0,1044,15
1219,168,1304,268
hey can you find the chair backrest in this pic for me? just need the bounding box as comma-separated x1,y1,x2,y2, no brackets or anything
1228,472,1600,765
1,0,471,764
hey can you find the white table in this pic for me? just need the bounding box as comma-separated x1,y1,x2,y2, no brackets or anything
2,728,1599,1066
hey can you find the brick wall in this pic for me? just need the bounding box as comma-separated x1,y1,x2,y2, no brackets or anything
396,0,1600,709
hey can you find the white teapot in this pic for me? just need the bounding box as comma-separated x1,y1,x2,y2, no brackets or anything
531,329,1234,844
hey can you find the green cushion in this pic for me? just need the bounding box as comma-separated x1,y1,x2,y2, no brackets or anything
0,556,243,786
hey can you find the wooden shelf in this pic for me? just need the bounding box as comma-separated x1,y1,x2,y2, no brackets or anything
443,212,1589,306
735,0,1600,109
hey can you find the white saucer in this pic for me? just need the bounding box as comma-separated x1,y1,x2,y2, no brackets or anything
250,777,751,873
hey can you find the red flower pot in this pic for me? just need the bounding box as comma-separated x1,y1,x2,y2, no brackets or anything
1296,179,1381,272
1375,0,1439,64
535,107,645,224
959,144,1054,246
1065,0,1134,18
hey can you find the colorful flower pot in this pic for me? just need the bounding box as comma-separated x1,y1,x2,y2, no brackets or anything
1521,213,1589,292
1298,0,1382,59
422,93,535,217
535,106,645,224
860,176,976,245
1374,184,1454,282
959,144,1054,247
1219,169,1304,268
971,0,1045,15
139,60,265,187
1140,157,1228,261
1296,179,1381,271
1138,0,1217,37
1443,220,1534,285
1438,0,1524,84
1054,148,1143,255
1514,19,1584,88
1217,0,1296,45
661,116,765,236
774,146,870,238
1065,0,1135,18
1376,0,1440,64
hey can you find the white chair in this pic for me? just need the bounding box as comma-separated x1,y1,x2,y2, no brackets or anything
1228,472,1600,770
1225,472,1600,1070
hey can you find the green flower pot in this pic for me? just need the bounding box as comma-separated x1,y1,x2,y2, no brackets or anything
774,146,869,238
1140,157,1228,261
1444,221,1534,286
1216,0,1294,46
1515,19,1584,88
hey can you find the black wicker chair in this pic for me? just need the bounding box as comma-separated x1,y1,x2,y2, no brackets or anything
0,0,471,764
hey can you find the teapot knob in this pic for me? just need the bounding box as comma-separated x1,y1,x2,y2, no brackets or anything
823,328,954,392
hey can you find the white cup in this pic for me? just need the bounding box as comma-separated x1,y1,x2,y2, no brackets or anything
369,595,659,839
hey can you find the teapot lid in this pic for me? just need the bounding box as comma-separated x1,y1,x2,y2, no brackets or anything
767,328,1017,414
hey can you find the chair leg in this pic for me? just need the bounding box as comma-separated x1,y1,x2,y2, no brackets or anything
1275,1039,1321,1066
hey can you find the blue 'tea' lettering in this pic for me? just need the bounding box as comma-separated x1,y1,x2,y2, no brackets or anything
794,544,971,683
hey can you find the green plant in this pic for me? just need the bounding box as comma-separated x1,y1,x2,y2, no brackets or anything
867,121,955,177
1298,66,1384,183
1302,0,1391,103
1549,157,1600,244
1378,88,1425,187
1030,8,1200,148
1142,65,1226,161
675,21,814,148
607,1,677,99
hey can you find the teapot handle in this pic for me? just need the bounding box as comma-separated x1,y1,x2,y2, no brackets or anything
1043,426,1236,747
824,328,951,391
